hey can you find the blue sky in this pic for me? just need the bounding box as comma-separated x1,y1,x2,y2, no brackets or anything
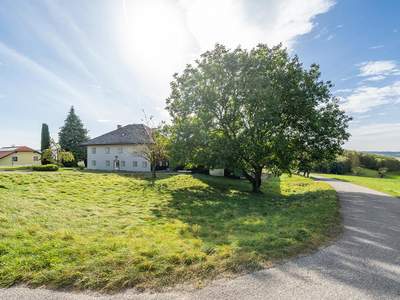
0,0,399,151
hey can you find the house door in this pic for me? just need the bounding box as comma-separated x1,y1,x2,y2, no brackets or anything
113,156,120,170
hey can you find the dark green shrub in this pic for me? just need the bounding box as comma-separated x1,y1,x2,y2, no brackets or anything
32,164,59,172
359,153,378,170
379,157,400,171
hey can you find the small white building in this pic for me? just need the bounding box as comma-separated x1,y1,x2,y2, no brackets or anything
81,124,153,172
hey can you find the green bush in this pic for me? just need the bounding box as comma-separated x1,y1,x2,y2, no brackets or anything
32,164,59,172
0,166,32,171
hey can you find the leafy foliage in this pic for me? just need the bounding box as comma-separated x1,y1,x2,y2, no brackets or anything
314,150,400,174
58,106,88,163
41,139,74,166
140,115,169,178
166,44,350,192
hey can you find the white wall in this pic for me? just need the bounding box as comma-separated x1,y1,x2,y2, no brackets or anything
86,144,151,172
210,168,224,176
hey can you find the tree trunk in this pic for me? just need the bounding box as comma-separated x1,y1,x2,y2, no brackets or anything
242,167,263,193
151,164,156,178
253,167,262,193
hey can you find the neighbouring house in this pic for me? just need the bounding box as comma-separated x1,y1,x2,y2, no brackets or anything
81,124,154,172
0,146,41,167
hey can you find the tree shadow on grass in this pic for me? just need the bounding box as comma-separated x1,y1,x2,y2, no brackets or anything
149,174,339,270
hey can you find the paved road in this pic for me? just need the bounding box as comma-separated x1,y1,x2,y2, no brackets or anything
1,177,400,300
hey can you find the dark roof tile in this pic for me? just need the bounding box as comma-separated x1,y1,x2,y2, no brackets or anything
81,124,154,146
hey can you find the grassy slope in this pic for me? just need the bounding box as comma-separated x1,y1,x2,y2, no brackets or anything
316,169,400,197
0,172,339,292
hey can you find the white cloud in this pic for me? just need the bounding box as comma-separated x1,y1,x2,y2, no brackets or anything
369,45,384,50
0,0,335,147
326,34,334,41
313,26,328,39
117,0,334,100
357,60,400,80
334,88,352,93
346,123,400,151
363,75,386,82
341,81,400,113
0,41,83,100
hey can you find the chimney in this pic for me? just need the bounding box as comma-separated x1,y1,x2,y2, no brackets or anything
117,125,122,129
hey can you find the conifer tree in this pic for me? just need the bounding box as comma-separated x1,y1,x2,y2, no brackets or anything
59,106,88,163
40,123,51,164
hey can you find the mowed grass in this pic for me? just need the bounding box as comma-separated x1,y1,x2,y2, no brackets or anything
0,172,339,292
316,170,400,198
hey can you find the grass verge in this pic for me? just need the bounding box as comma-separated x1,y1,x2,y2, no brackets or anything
0,172,340,292
315,172,400,197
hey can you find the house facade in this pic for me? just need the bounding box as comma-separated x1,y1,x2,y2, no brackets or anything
0,146,41,167
81,124,153,172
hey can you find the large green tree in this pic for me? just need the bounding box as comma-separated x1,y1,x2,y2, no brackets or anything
58,106,88,163
166,44,351,193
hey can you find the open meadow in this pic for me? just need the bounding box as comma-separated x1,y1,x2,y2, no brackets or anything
0,172,339,292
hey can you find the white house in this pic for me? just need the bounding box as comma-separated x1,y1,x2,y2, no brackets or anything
81,124,153,172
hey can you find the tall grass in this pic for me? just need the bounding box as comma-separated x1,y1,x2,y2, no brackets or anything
0,172,339,292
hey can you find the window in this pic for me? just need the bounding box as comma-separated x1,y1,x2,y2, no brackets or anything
121,161,125,168
91,147,96,154
132,161,138,168
142,161,148,168
91,160,96,167
105,147,110,154
33,156,39,161
117,147,123,153
106,160,110,167
12,156,18,162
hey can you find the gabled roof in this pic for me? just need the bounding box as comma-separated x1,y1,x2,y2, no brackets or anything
0,146,39,159
0,151,14,159
81,124,154,146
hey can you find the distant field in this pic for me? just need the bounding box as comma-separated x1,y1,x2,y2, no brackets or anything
0,172,339,292
316,170,400,197
365,151,400,158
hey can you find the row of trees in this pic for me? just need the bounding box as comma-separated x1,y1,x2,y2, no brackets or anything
40,107,88,166
314,150,400,176
164,44,351,192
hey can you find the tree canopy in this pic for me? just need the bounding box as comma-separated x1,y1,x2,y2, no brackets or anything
42,138,75,166
166,44,351,192
141,113,169,179
58,106,88,163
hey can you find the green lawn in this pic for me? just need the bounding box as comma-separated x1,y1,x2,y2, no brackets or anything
0,172,339,292
315,171,400,197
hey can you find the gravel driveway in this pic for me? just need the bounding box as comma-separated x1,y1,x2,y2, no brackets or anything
1,176,400,299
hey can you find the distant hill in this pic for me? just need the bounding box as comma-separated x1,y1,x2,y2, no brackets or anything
365,151,400,158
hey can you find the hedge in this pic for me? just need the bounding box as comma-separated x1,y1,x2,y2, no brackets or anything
32,164,59,171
